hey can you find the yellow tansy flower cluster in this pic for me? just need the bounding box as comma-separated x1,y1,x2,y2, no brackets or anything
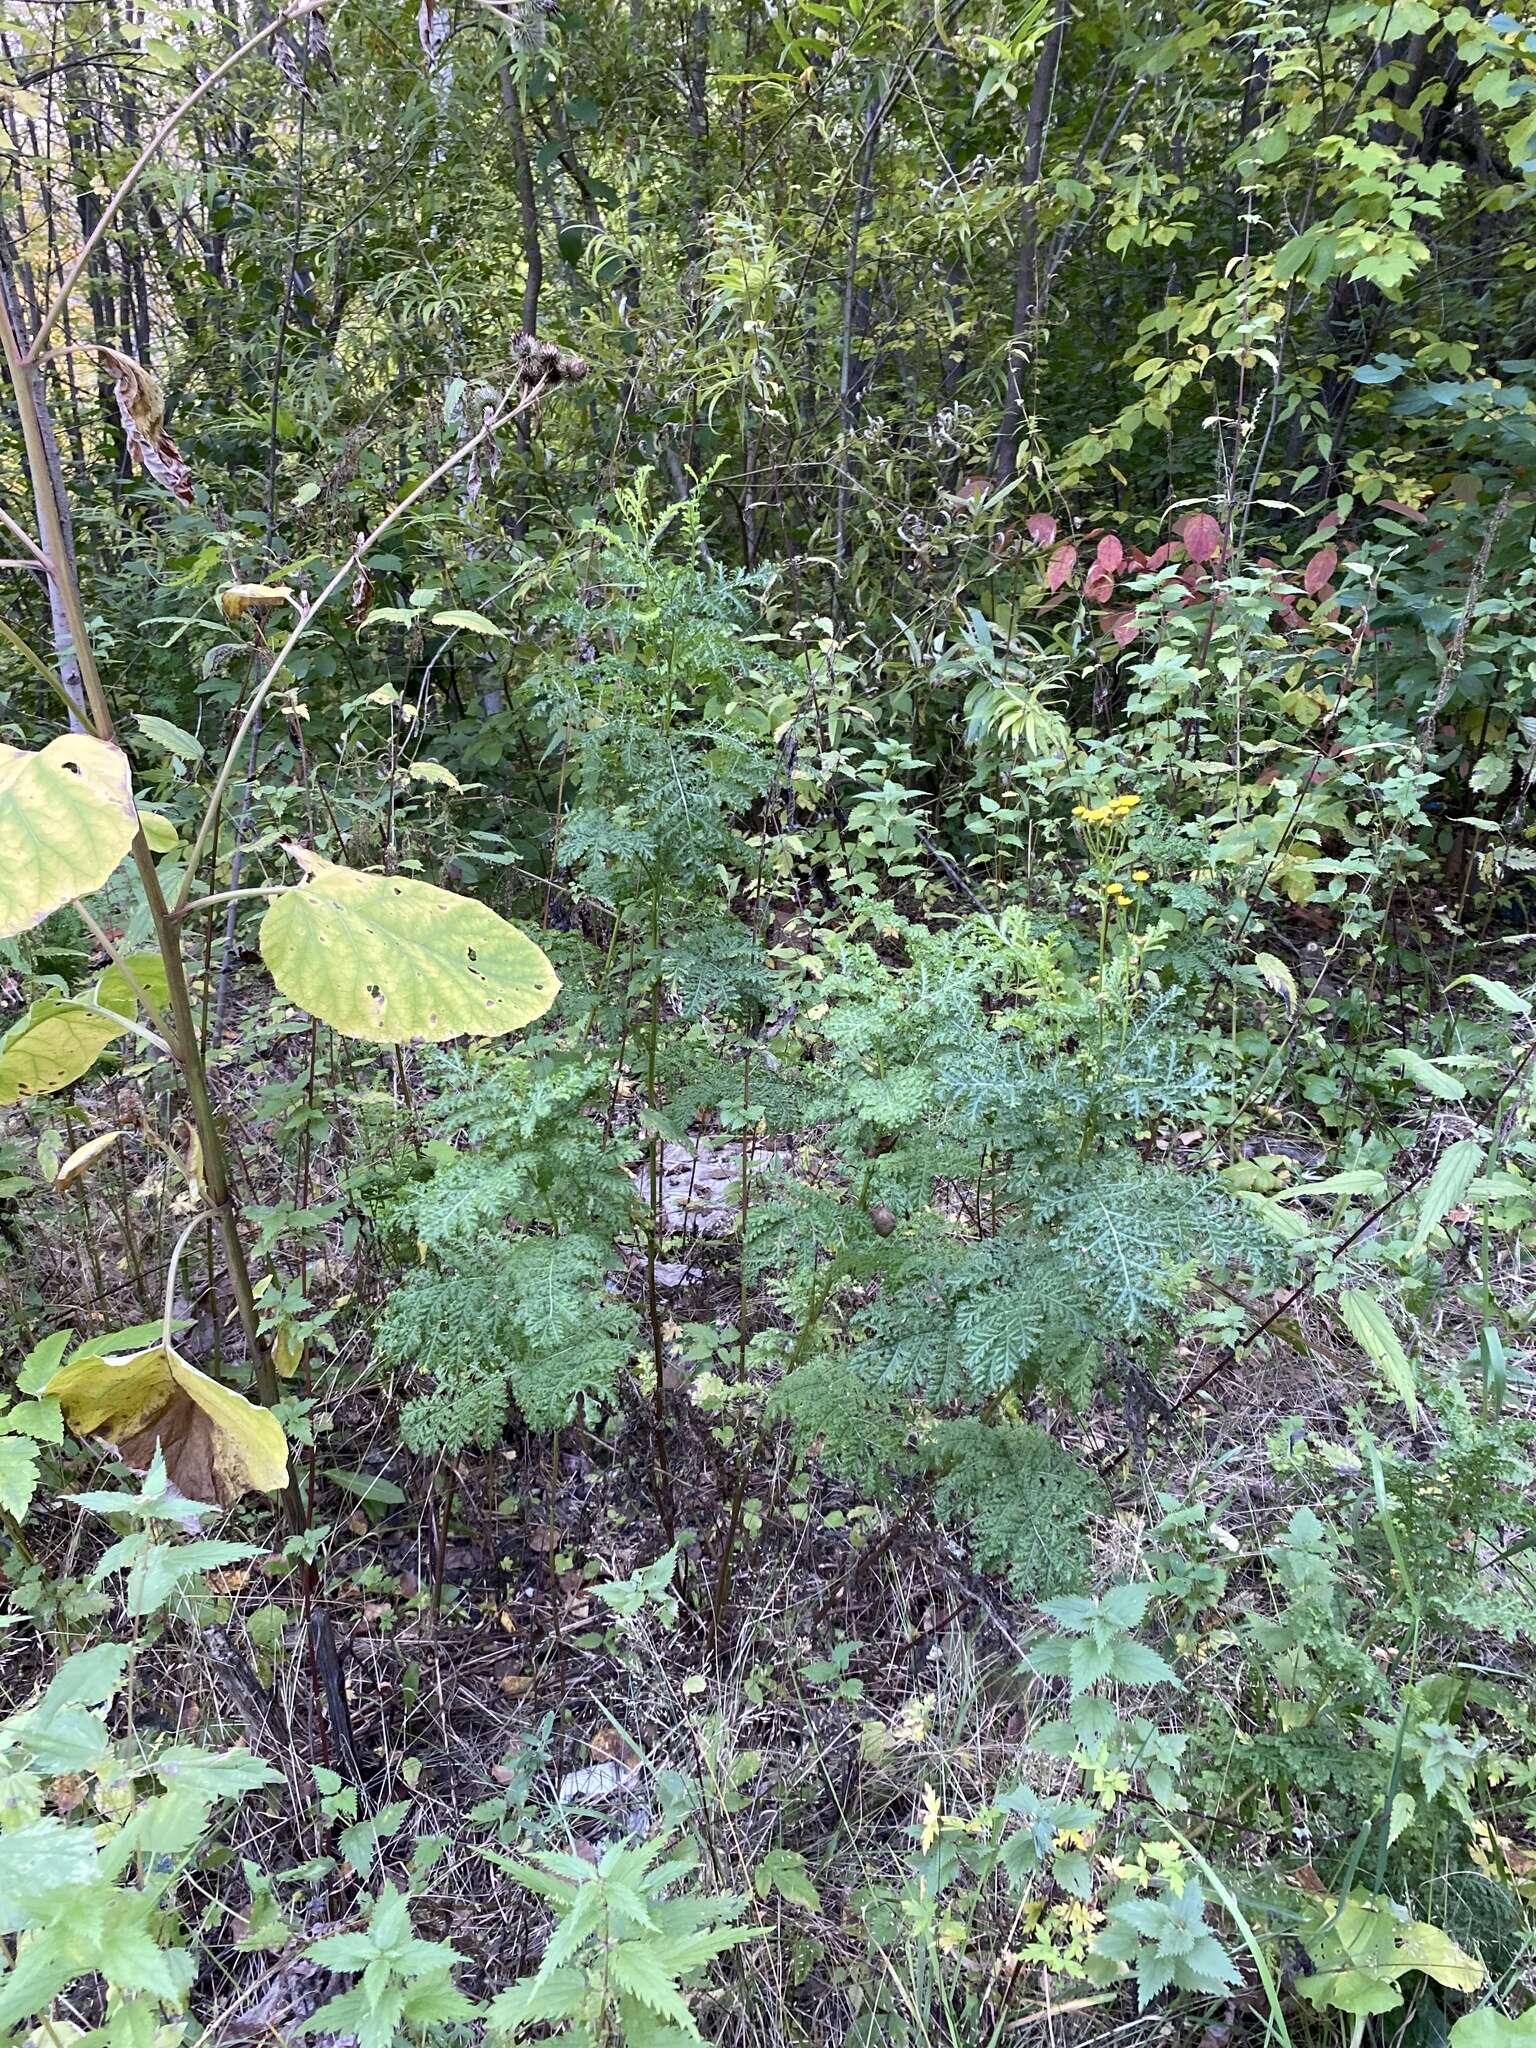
1071,793,1141,827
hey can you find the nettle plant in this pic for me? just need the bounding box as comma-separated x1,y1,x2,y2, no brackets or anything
0,242,570,1509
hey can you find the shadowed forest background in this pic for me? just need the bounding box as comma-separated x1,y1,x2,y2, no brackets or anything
2,0,1536,2041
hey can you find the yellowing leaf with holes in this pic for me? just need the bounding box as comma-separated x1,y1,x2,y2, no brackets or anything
258,846,559,1042
0,997,127,1106
95,950,171,1018
43,1342,288,1506
0,736,137,938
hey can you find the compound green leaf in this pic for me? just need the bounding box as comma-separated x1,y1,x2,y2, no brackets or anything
259,845,559,1043
0,734,137,938
0,997,126,1106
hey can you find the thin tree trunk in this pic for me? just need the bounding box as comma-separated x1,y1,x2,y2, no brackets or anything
0,244,88,727
834,91,882,576
994,0,1069,486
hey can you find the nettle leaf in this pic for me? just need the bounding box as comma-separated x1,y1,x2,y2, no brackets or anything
431,608,511,639
133,712,203,763
0,735,137,938
259,846,560,1043
1337,1288,1416,1412
1447,973,1530,1017
44,1342,289,1506
0,996,127,1106
1410,1138,1486,1255
1381,1046,1466,1101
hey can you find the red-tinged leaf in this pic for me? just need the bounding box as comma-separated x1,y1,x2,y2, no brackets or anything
1026,512,1057,547
1303,547,1338,597
1380,497,1429,526
1277,603,1304,631
1180,512,1224,564
1314,510,1341,534
1045,543,1078,593
1144,543,1172,572
1107,610,1140,648
1084,571,1115,604
1094,534,1124,575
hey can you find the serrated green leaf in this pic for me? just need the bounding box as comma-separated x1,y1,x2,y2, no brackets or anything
431,608,511,639
0,1817,97,1913
1448,973,1530,1017
132,713,203,762
5,1396,63,1443
1337,1288,1417,1411
605,1940,700,2036
154,1745,282,1797
13,1326,71,1396
1410,1138,1485,1254
0,1436,40,1521
1381,1046,1466,1100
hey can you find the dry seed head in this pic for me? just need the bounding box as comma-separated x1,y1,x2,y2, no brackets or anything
509,331,589,391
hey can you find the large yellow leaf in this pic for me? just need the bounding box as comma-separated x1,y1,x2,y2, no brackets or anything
44,1342,288,1506
0,997,126,1106
259,845,559,1043
0,735,138,938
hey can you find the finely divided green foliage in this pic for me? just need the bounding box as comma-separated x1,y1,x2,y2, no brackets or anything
760,921,1283,1592
362,1048,642,1450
